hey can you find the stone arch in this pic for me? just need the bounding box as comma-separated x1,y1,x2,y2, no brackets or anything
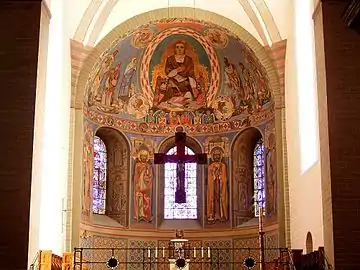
157,135,203,154
72,5,287,242
73,1,282,46
156,135,203,229
306,231,313,254
232,127,263,227
95,127,130,226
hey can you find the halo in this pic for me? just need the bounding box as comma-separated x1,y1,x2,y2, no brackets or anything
210,147,224,160
138,149,149,160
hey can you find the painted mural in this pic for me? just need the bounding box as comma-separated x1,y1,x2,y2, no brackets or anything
265,120,277,217
130,137,156,225
207,147,228,223
82,121,94,220
83,19,280,231
85,18,273,135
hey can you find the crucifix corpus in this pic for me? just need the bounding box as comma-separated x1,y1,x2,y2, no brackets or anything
154,131,207,203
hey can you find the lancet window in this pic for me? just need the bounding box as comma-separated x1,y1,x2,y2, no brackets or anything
93,136,107,214
164,146,197,219
253,139,265,216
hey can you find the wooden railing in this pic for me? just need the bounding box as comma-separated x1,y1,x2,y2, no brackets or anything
72,246,294,269
29,247,332,269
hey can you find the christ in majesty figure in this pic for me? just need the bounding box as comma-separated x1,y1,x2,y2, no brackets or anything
154,40,197,106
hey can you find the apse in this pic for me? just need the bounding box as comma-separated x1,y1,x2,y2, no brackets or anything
79,16,280,264
84,18,273,127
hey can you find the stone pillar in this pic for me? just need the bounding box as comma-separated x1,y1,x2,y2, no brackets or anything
0,1,41,269
314,0,360,268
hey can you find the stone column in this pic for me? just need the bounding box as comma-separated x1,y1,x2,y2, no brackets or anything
0,1,42,269
314,0,360,268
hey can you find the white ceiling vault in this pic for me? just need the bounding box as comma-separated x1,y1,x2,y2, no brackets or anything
73,0,291,47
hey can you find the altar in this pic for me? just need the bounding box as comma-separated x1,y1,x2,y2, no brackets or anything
166,230,211,270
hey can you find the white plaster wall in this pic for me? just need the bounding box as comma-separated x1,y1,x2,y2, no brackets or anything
97,0,263,45
285,0,324,251
34,0,73,256
34,0,327,254
64,0,93,39
264,0,292,39
28,3,51,266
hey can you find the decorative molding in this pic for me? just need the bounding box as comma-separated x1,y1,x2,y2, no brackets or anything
237,0,269,45
80,221,279,239
251,0,282,43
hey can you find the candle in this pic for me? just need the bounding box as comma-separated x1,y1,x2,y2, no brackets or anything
155,247,158,258
148,248,151,258
163,247,165,258
201,247,204,258
208,247,211,258
193,247,196,258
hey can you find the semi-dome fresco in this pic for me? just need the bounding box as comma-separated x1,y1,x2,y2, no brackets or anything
85,18,273,134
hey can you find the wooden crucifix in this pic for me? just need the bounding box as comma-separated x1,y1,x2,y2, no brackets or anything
154,131,207,203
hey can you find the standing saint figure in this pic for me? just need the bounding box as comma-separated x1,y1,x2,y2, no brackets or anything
224,57,247,105
266,133,276,216
133,149,153,222
118,57,137,100
207,148,229,222
101,62,121,106
154,40,198,106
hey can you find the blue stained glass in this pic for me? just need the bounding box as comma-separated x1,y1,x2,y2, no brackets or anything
93,136,107,214
254,139,265,217
164,146,197,219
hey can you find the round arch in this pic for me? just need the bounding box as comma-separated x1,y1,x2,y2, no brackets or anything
157,134,203,154
73,0,282,46
231,127,263,226
93,126,131,227
74,7,280,108
306,231,314,254
156,134,204,229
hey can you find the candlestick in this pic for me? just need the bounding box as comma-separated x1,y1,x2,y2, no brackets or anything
259,207,264,233
148,248,151,258
207,247,211,258
201,247,204,258
193,247,196,258
163,247,165,258
155,247,158,258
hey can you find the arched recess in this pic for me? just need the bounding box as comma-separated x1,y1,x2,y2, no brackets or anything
156,136,203,229
232,127,263,227
306,232,313,254
94,127,130,226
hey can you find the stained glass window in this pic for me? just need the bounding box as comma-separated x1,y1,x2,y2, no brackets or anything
254,139,265,217
93,136,107,214
164,146,197,219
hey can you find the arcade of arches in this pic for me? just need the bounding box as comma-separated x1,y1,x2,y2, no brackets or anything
2,0,360,269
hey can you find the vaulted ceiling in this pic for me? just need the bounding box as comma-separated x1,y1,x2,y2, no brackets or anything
72,0,293,46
